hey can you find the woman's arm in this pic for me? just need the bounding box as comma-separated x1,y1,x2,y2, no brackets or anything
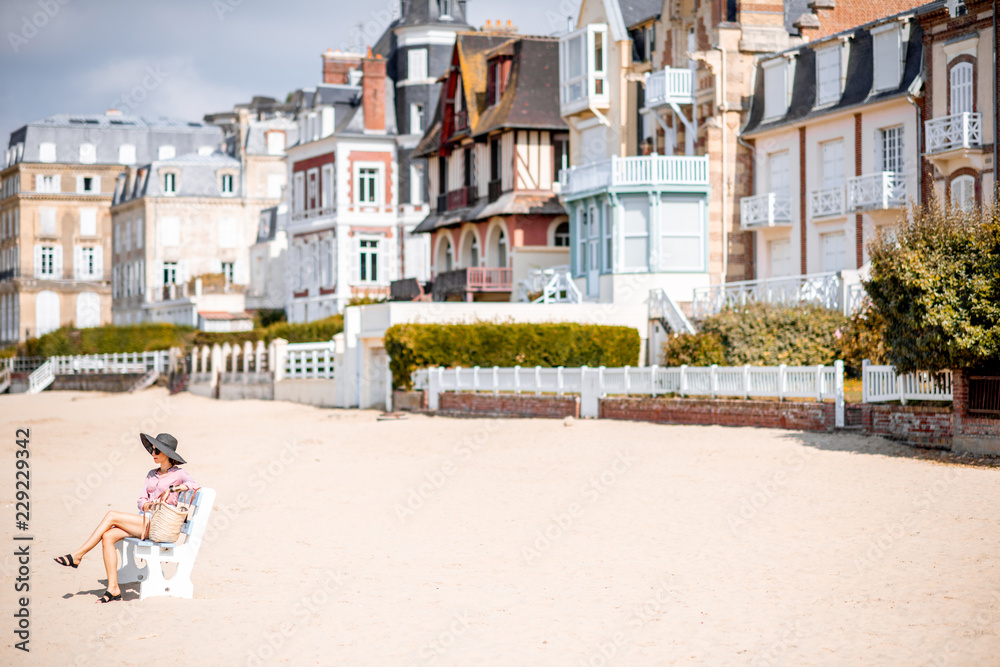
169,469,201,494
137,473,153,512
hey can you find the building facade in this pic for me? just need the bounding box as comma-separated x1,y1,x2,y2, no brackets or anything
917,0,996,209
110,147,278,326
0,113,221,343
283,0,469,321
412,28,570,302
739,12,925,282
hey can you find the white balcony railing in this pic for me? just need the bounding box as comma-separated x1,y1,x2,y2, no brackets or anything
644,67,694,108
925,112,982,154
691,271,862,319
847,172,906,211
740,193,792,229
559,155,708,197
290,206,336,224
809,185,845,218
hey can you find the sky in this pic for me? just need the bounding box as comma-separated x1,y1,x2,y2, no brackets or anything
0,0,578,143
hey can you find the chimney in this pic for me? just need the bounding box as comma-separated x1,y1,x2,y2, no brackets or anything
323,49,363,85
361,48,386,133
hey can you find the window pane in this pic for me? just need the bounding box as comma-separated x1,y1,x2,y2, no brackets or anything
659,237,701,270
624,238,648,268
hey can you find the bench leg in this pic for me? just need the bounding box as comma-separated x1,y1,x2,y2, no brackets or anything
137,550,168,601
115,540,147,585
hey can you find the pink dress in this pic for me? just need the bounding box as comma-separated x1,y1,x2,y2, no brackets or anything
137,467,201,511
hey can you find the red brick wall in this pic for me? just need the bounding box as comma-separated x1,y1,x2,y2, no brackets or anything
809,0,928,40
861,404,953,449
953,370,1000,440
438,392,579,419
362,55,386,132
600,397,836,431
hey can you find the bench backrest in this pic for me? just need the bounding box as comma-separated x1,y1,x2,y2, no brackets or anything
178,487,216,550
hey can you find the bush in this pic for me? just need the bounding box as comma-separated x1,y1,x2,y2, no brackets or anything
662,331,726,366
836,302,889,375
385,322,641,389
667,303,848,367
26,323,194,357
865,198,1000,373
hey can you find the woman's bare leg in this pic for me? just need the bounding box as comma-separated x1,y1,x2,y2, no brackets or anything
100,527,130,599
70,511,145,564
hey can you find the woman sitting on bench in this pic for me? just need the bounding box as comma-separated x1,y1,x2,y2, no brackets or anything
54,433,200,603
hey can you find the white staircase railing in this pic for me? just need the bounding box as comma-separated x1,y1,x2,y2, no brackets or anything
27,360,55,394
128,368,160,393
283,341,337,380
649,288,695,334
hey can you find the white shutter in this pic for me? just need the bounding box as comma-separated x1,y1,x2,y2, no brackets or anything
93,246,104,280
92,176,101,193
873,28,900,91
379,238,391,284
764,61,787,119
76,176,85,193
74,245,83,279
53,245,63,279
36,174,45,192
234,258,248,285
52,175,60,192
294,173,305,213
950,63,973,115
407,48,428,81
114,224,120,253
321,107,335,137
177,260,187,285
816,47,840,105
350,237,360,284
769,152,790,198
136,218,143,247
33,245,43,278
153,260,163,287
821,141,844,187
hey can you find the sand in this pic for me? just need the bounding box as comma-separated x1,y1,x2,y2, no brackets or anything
2,387,999,666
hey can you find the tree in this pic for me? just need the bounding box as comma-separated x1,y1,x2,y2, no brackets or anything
864,197,1000,373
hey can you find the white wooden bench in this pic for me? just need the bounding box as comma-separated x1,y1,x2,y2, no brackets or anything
116,487,216,600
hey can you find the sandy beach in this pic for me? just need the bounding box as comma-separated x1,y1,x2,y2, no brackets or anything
3,387,999,666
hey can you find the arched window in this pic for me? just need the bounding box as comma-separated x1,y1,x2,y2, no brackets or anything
445,241,453,271
497,229,507,268
951,174,975,211
76,292,100,329
554,221,570,247
950,62,974,115
469,234,479,267
36,290,60,336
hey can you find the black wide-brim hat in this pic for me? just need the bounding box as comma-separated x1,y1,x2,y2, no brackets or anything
140,432,187,465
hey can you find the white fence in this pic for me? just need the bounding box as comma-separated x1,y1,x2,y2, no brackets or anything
284,341,337,380
49,351,170,375
862,361,953,404
413,362,845,424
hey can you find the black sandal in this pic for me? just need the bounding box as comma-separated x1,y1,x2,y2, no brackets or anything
54,554,78,568
98,590,122,603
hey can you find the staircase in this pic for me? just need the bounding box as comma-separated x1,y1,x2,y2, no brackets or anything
649,288,696,334
27,360,55,394
128,369,160,393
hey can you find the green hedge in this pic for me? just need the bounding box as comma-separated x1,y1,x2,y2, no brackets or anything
665,303,848,368
385,322,640,389
192,315,343,347
22,315,345,357
26,323,195,357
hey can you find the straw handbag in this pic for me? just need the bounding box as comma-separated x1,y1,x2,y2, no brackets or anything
144,489,194,543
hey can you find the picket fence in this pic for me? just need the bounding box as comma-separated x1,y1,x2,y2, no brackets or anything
862,360,953,404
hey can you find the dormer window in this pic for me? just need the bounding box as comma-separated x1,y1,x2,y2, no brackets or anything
629,24,655,63
487,57,510,105
559,24,609,114
163,172,177,195
407,48,428,82
220,173,234,195
438,0,452,19
815,44,841,106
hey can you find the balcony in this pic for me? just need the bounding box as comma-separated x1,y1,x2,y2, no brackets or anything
740,193,792,230
847,172,906,212
924,112,986,173
643,68,695,109
559,24,610,117
809,185,845,219
436,185,477,213
559,155,709,199
432,267,513,301
290,206,335,224
159,282,189,301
